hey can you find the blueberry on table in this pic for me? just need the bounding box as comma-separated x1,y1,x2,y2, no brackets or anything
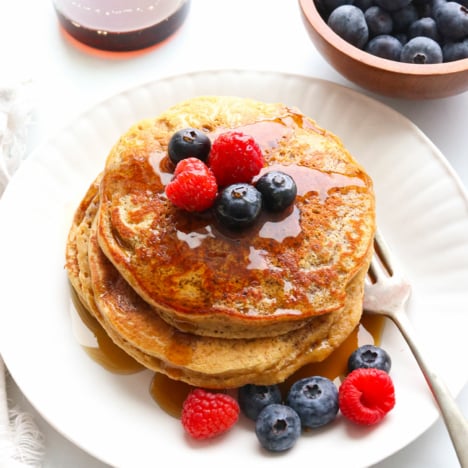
400,36,443,63
365,34,403,60
255,171,297,212
214,183,262,229
327,5,369,49
168,128,211,165
238,384,282,420
255,404,301,452
348,344,392,373
286,376,339,429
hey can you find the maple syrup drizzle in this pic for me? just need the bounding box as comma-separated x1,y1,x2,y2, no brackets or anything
70,292,385,417
149,315,385,417
69,288,144,374
143,112,370,318
71,109,378,416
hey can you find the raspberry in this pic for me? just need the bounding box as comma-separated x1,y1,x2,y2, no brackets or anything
338,368,395,425
181,388,240,440
165,157,217,212
208,131,264,186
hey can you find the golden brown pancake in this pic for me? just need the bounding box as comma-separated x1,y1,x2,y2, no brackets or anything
67,197,369,388
65,95,375,388
96,96,375,338
65,175,101,313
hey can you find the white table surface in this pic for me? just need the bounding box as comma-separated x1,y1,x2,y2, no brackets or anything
2,1,468,467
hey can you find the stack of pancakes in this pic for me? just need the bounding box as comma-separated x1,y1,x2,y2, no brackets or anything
65,96,375,389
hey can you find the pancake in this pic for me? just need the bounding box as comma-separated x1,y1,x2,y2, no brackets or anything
67,194,369,388
96,96,375,339
65,175,101,313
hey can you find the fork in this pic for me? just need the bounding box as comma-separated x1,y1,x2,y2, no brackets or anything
364,229,468,467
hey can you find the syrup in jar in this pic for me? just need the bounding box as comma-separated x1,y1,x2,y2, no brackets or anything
53,0,191,52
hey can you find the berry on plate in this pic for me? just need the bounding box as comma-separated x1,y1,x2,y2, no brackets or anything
238,384,282,420
339,368,395,425
214,183,262,228
347,344,392,373
168,128,211,165
181,388,239,440
208,131,264,186
286,376,339,429
255,404,301,452
165,157,218,212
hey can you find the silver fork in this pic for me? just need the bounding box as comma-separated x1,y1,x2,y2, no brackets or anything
364,229,468,467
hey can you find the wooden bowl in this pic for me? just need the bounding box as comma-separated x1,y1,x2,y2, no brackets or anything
299,0,468,99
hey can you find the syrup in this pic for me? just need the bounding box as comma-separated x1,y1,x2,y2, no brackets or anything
148,314,385,417
70,292,384,417
149,373,194,418
69,109,378,417
143,111,370,318
69,288,144,373
53,0,190,52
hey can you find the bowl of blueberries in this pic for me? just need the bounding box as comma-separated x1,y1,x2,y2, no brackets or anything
299,0,468,99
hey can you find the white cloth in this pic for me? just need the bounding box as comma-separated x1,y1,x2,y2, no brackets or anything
0,81,33,194
0,81,45,467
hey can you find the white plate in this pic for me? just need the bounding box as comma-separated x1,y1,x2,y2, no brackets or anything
1,70,468,468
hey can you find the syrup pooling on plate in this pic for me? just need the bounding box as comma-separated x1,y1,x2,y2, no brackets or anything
150,314,385,417
70,297,384,417
69,288,144,373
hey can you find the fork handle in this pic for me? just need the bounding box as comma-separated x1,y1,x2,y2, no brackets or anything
392,307,468,467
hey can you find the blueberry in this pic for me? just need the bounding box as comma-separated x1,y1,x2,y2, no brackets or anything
327,5,369,49
365,6,394,37
394,32,409,45
400,36,443,63
348,344,392,373
255,404,301,452
392,4,419,32
323,0,354,12
255,171,297,212
374,0,412,12
431,0,447,13
238,384,282,420
214,183,262,229
435,1,468,40
286,376,339,429
167,128,211,165
354,0,374,12
408,17,440,42
365,34,403,60
413,0,435,17
443,38,468,60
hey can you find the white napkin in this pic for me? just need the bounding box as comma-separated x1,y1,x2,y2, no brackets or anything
0,81,45,467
